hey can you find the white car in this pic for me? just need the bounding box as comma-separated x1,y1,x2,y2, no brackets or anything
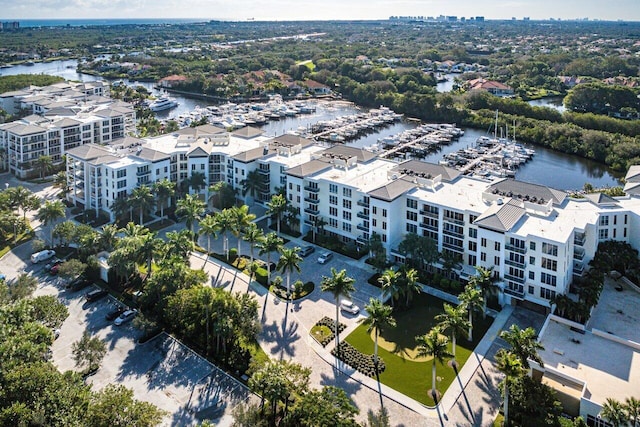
31,250,56,264
340,300,359,315
317,251,333,264
114,309,138,326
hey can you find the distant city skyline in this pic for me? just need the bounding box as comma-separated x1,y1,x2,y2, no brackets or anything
1,0,639,22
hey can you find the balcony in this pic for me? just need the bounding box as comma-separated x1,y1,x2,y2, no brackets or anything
304,196,319,204
257,168,270,175
357,211,369,219
442,242,464,253
420,222,438,232
573,262,585,277
574,233,585,246
443,228,464,239
505,244,527,254
304,185,319,193
573,247,585,261
136,169,151,176
504,274,525,284
304,207,319,215
443,216,465,226
357,199,369,207
504,286,525,299
419,209,439,218
357,236,368,244
304,219,314,227
505,259,526,269
357,223,369,232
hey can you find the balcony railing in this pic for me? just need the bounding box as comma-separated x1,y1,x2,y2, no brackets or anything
304,207,319,215
420,222,438,232
419,209,439,218
505,259,526,269
357,211,369,219
505,244,527,254
443,229,464,239
574,234,585,246
304,185,319,193
357,199,369,207
573,247,585,261
443,216,465,226
257,168,270,175
357,223,369,232
304,196,319,204
442,242,464,253
504,286,525,298
504,274,525,284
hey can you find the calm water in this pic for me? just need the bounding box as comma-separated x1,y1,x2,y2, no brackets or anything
527,97,566,113
15,19,202,28
2,60,622,190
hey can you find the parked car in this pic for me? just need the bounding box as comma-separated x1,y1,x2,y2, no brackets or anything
114,309,138,326
317,251,333,264
85,289,108,303
31,250,56,264
52,328,61,340
105,306,127,321
44,258,63,270
299,246,315,257
340,299,360,315
49,260,64,275
66,276,92,292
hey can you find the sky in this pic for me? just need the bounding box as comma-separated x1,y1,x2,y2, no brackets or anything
1,0,638,22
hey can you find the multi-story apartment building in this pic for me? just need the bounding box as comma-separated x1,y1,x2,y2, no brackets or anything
0,81,135,178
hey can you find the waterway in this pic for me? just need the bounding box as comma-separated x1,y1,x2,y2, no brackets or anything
2,60,622,190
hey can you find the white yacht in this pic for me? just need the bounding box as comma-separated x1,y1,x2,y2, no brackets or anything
149,96,178,112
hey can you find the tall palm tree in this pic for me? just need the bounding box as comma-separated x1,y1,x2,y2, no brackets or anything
266,193,287,237
499,324,544,369
243,222,264,264
360,298,396,367
311,215,327,243
240,169,264,202
321,268,356,348
176,194,205,240
53,171,68,195
458,283,484,341
231,205,256,256
135,233,161,279
435,303,470,365
469,265,494,317
99,224,119,251
189,171,206,193
110,196,131,223
153,178,175,220
129,185,155,225
399,266,421,308
213,208,234,260
379,268,401,307
36,200,66,246
415,327,452,401
35,155,53,179
164,229,194,259
198,214,218,268
624,396,640,427
601,398,630,427
276,247,302,297
257,232,283,285
120,222,149,238
7,186,34,220
495,349,523,427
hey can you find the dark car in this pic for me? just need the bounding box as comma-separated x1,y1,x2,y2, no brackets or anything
85,289,108,303
105,306,127,321
66,277,92,292
299,246,315,257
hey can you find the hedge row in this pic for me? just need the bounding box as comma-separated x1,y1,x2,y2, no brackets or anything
331,341,386,377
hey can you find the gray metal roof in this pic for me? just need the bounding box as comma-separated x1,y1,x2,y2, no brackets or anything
267,133,315,148
392,160,461,182
368,177,416,202
474,199,525,233
233,146,268,163
487,178,567,205
66,143,113,160
231,126,264,139
584,193,619,206
286,159,332,178
320,145,377,163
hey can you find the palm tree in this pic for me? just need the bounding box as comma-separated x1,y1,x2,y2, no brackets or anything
36,200,66,246
266,193,287,237
128,185,155,225
198,214,218,268
360,298,396,368
399,266,421,308
153,179,175,220
415,327,452,401
6,186,33,220
120,222,149,238
134,233,161,279
624,396,640,427
601,398,630,427
189,171,207,193
458,284,484,341
110,196,131,223
53,171,69,195
214,209,234,260
231,204,256,256
257,232,283,285
435,303,470,365
276,247,302,298
321,268,356,348
311,215,327,243
243,222,264,264
164,229,194,259
379,269,401,307
176,194,205,240
468,265,494,317
240,169,264,203
35,155,53,179
499,324,544,369
495,349,523,427
99,224,119,251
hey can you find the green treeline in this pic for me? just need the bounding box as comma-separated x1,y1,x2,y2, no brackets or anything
0,74,65,94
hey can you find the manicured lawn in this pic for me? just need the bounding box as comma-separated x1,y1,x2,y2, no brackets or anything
345,292,493,406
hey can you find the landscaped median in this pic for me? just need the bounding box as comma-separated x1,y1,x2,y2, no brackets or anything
335,292,493,407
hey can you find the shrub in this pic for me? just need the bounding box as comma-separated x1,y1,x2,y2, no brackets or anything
331,341,386,377
311,316,347,346
254,267,269,286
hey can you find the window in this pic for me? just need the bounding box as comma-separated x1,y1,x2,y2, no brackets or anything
541,243,558,256
530,241,536,251
372,219,377,227
117,169,126,178
117,180,126,189
343,188,352,198
329,207,337,217
343,222,352,232
613,229,617,238
406,211,417,222
599,229,609,240
480,252,487,262
372,206,377,215
382,234,387,243
382,221,387,230
468,254,476,266
343,199,352,209
343,211,351,221
469,228,477,239
329,218,338,228
406,223,417,233
625,214,628,225
541,272,557,287
614,215,617,225
529,271,535,280
468,241,477,252
494,242,501,251
382,209,387,218
539,288,556,300
407,199,417,209
289,182,293,190
529,256,535,265
296,184,300,191
329,184,337,194
330,195,337,205
541,258,557,272
600,215,609,226
191,164,196,170
624,228,627,238
481,238,487,247
494,256,500,265
528,285,534,294
469,214,477,223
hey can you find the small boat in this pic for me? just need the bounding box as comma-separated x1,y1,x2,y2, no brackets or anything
149,96,179,112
